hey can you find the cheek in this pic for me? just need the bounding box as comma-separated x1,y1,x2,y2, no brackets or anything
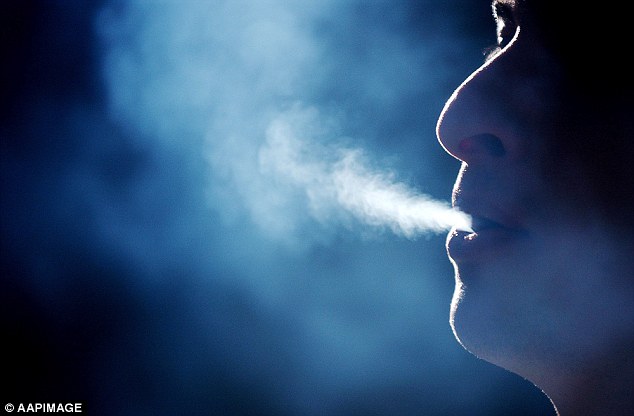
545,123,633,226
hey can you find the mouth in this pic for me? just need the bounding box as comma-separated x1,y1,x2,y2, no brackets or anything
447,212,526,263
468,216,505,232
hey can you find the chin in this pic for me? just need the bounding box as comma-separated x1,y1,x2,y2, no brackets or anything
449,274,502,364
447,241,627,383
448,260,549,376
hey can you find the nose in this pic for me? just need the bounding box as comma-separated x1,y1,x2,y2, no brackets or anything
436,44,526,164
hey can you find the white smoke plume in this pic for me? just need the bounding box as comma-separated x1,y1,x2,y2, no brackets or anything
259,105,471,239
98,0,471,248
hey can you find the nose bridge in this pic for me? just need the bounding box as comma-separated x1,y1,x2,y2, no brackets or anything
436,58,506,162
436,22,531,164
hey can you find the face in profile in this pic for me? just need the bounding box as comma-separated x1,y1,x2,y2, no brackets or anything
436,0,634,413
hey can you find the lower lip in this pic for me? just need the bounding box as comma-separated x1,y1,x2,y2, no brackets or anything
446,227,526,263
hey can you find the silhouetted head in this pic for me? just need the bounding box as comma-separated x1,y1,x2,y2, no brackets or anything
436,1,634,414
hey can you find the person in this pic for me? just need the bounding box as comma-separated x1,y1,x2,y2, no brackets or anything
435,1,634,415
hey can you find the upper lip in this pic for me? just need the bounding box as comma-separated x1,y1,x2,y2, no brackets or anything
468,216,506,232
453,198,517,233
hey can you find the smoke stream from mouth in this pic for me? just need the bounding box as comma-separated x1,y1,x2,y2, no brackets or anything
259,106,472,239
97,0,472,247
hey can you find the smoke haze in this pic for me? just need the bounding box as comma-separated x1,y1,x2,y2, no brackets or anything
259,105,471,238
1,1,553,415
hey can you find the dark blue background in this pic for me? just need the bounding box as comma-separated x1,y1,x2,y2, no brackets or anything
1,1,555,415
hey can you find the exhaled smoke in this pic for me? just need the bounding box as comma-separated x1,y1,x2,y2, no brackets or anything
97,1,471,246
259,105,471,239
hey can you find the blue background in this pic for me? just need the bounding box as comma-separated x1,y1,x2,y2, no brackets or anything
1,1,555,415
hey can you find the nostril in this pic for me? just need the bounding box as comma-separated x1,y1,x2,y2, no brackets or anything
458,133,506,158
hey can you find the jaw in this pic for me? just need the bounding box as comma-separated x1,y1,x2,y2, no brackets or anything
448,223,634,414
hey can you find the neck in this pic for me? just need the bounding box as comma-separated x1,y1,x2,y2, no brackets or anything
537,339,634,416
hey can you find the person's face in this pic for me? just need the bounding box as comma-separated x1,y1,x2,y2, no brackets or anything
435,0,633,379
